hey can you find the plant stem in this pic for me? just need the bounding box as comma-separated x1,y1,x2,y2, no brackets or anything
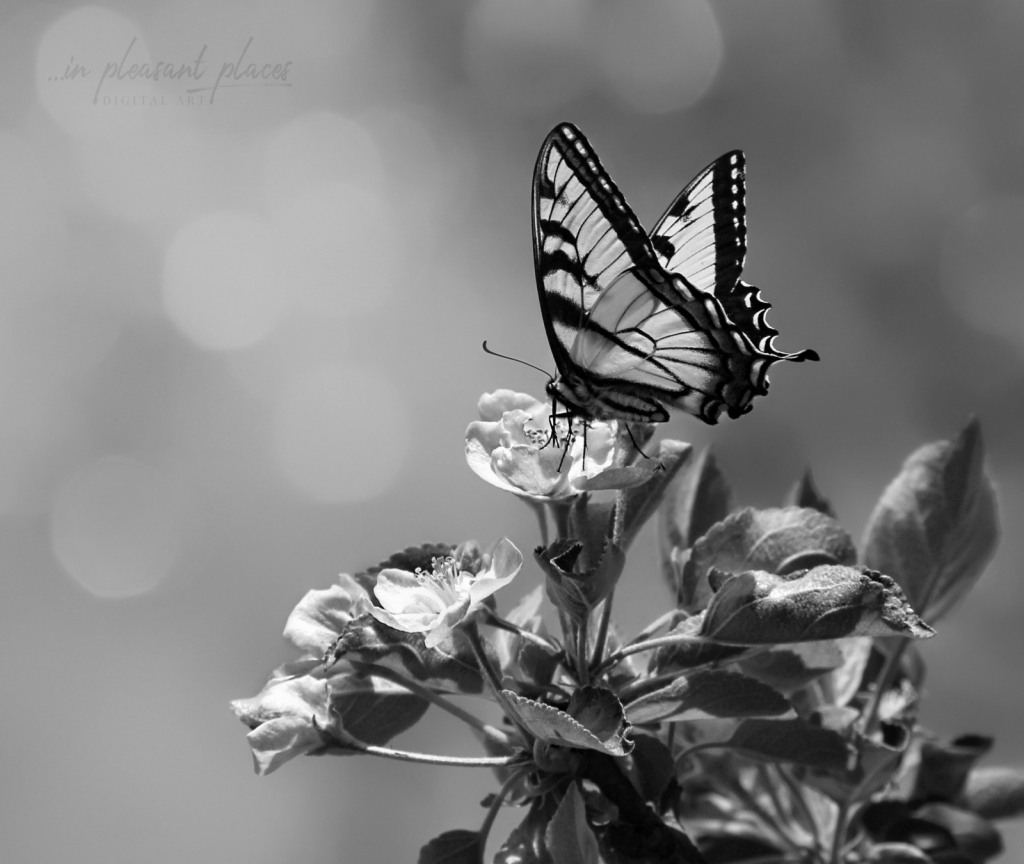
351,661,512,747
576,611,590,686
861,637,909,735
758,764,793,833
484,611,562,655
550,500,571,541
590,590,614,672
594,632,737,676
342,741,522,768
477,766,530,864
714,774,801,854
525,498,549,547
830,803,849,864
776,765,821,852
461,621,527,738
626,609,680,646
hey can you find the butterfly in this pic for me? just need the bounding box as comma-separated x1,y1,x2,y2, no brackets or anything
532,122,818,426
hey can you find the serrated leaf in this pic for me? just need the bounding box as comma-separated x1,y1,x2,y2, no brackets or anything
700,565,935,644
418,829,481,864
960,766,1024,820
545,784,601,864
536,539,625,623
786,469,837,518
626,670,791,724
495,795,557,864
354,542,454,596
913,734,994,802
681,507,856,613
724,719,853,770
328,673,429,750
863,418,999,624
329,615,485,694
503,688,632,756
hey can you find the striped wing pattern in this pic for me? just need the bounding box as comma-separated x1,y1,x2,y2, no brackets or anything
532,123,817,425
650,151,747,295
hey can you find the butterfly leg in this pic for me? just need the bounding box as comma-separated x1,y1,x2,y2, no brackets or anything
624,422,653,460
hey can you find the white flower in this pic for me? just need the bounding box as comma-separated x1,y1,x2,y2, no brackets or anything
369,537,523,648
230,659,333,776
465,390,621,500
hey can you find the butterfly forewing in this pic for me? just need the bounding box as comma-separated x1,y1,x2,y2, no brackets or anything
650,151,747,296
533,125,671,366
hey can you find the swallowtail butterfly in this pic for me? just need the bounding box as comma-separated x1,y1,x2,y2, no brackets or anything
532,122,817,425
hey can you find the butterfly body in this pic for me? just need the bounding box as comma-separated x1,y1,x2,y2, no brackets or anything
532,123,817,426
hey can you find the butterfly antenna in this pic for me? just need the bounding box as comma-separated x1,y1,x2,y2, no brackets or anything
482,342,553,381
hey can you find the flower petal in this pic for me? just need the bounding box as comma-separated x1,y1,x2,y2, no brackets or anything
230,664,331,775
374,569,448,616
283,574,372,654
468,537,523,604
423,598,472,648
477,390,547,423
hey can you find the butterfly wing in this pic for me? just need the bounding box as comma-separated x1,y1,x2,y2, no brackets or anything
650,151,747,296
532,124,673,375
649,149,819,385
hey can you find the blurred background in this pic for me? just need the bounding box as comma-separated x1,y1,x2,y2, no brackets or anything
1,1,1023,861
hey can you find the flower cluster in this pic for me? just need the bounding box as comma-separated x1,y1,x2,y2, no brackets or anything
233,387,1021,863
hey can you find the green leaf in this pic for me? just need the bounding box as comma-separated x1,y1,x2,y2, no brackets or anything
536,539,625,624
648,615,748,674
785,468,837,518
418,829,481,864
913,734,993,802
625,734,676,804
658,447,732,591
914,802,1003,862
738,641,846,694
328,672,429,749
328,615,485,694
960,766,1024,820
574,462,661,492
626,669,791,724
724,719,853,770
616,439,693,552
681,506,856,613
804,722,910,804
493,586,560,688
503,687,633,756
699,565,935,644
545,784,602,864
865,843,933,863
495,795,558,864
697,836,784,862
862,418,999,624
